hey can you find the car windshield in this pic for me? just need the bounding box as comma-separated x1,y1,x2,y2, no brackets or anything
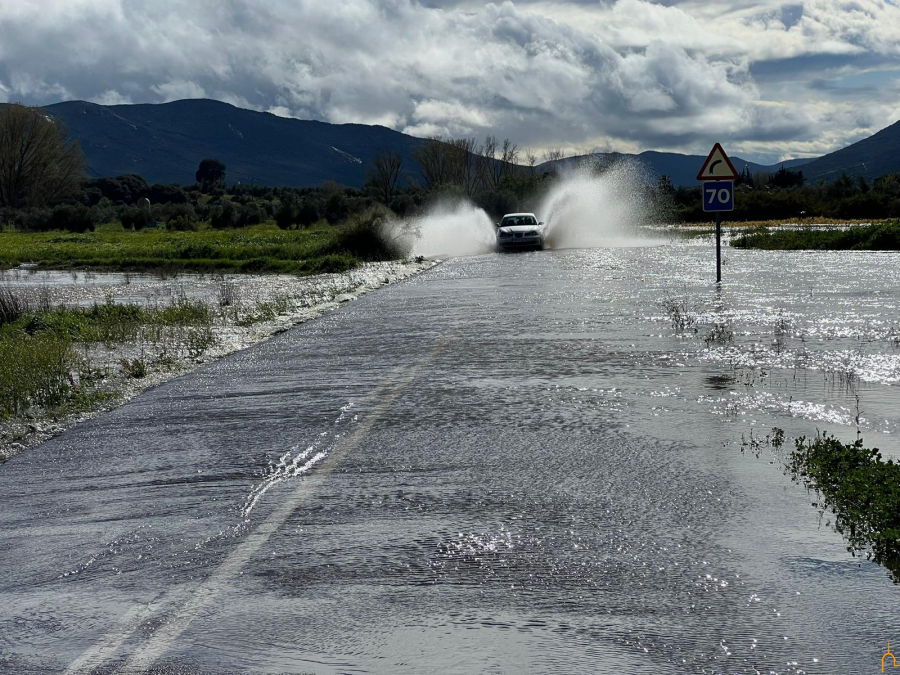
501,216,537,227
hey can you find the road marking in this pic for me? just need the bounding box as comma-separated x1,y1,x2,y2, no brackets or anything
65,337,450,674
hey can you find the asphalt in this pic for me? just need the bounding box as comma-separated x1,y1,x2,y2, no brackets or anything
1,246,898,674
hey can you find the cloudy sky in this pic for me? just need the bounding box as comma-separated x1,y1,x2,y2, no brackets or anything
1,0,899,163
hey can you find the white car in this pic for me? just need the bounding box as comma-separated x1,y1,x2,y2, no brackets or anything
496,213,545,251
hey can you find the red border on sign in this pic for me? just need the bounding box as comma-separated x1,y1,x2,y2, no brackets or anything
697,142,739,181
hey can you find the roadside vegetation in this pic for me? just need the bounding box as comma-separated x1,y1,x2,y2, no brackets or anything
787,433,900,582
730,220,900,250
0,219,395,275
0,287,214,421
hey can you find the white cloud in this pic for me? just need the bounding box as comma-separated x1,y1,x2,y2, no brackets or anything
90,89,132,105
151,80,207,103
0,0,898,161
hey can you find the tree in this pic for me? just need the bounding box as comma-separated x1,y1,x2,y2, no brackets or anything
735,165,754,188
657,175,675,195
446,138,480,195
414,137,449,190
87,174,148,203
524,148,538,175
501,138,519,181
367,151,403,204
195,158,227,187
542,147,564,164
770,165,804,189
0,103,85,208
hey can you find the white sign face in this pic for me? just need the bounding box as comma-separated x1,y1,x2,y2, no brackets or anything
697,143,739,181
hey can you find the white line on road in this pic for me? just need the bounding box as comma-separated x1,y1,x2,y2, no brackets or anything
64,337,450,675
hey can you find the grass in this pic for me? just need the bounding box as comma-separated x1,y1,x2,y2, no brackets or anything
788,433,900,581
731,220,900,250
0,295,216,420
0,220,393,275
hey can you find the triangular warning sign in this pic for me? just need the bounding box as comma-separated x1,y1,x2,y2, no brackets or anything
697,143,739,181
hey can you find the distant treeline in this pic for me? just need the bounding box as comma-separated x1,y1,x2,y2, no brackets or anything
665,166,900,222
2,101,900,234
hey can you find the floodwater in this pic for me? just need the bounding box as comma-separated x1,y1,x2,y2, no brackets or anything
1,237,899,674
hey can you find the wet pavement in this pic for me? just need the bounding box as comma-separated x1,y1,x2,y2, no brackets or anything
1,239,899,674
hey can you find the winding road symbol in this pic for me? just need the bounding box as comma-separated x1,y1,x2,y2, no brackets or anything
697,143,739,181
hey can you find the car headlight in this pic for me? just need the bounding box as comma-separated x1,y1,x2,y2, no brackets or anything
526,230,538,236
498,230,512,238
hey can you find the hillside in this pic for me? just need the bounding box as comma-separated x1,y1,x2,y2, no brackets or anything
44,99,425,188
539,151,813,186
798,120,900,183
40,98,900,189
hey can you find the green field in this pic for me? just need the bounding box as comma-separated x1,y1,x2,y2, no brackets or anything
730,220,900,250
0,220,389,274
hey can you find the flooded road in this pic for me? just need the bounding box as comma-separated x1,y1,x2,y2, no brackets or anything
1,238,899,674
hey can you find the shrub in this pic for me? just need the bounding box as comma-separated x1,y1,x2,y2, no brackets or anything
147,183,188,205
86,174,148,204
121,206,153,231
297,198,322,227
324,192,350,223
154,202,197,225
389,194,415,218
47,204,96,233
274,196,299,230
210,201,238,229
237,202,265,227
167,215,200,231
332,208,404,261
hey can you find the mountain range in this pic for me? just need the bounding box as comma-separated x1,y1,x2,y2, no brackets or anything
42,99,900,188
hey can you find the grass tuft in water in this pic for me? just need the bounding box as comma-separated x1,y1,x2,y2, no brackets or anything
661,297,698,332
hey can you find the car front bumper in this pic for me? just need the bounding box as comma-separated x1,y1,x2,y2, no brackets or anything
497,235,544,250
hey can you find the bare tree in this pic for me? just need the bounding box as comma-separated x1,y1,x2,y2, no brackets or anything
413,137,449,190
0,103,84,208
446,138,482,195
524,148,538,175
367,151,403,204
500,139,519,183
542,147,564,164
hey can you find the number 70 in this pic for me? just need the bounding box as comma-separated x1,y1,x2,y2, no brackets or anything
707,187,730,203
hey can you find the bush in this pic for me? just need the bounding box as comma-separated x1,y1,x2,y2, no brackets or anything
154,202,197,225
47,204,96,233
474,189,518,220
210,201,238,229
167,215,200,231
86,174,148,204
389,194,415,218
237,202,265,227
324,192,350,223
297,198,322,227
274,196,299,230
332,208,404,261
120,206,153,231
147,183,188,205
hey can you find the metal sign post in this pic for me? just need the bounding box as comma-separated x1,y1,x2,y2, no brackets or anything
697,145,739,283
